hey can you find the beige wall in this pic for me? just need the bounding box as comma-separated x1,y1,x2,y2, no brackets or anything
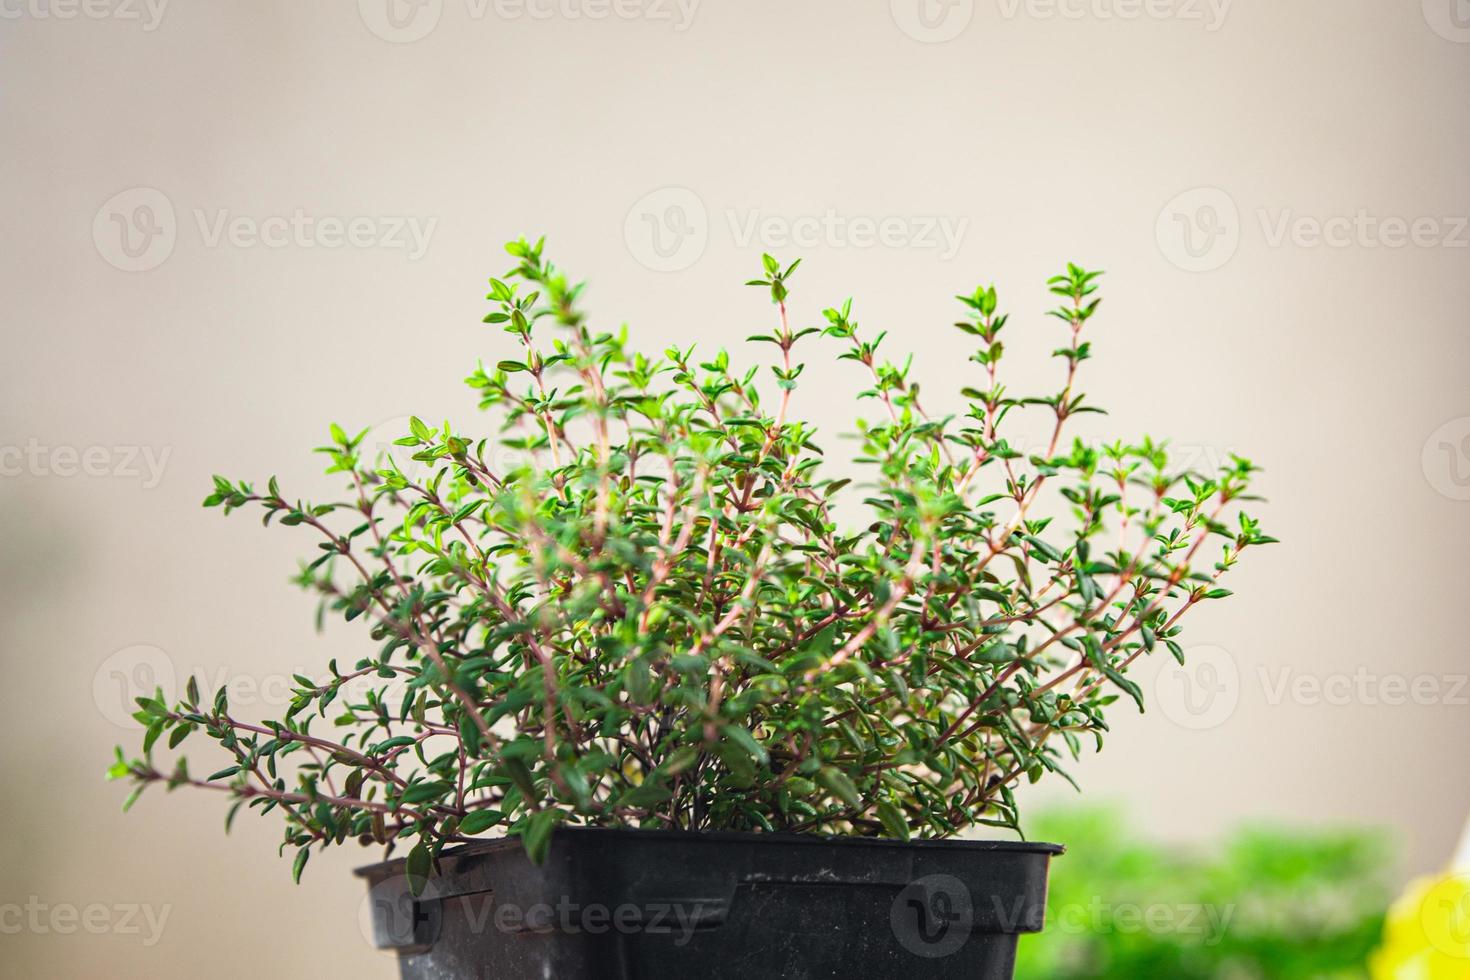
2,1,1468,976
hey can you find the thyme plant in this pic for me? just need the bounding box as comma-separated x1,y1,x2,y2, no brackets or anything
110,239,1273,881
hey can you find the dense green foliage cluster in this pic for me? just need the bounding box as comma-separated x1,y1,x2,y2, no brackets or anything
110,239,1271,880
1016,809,1390,979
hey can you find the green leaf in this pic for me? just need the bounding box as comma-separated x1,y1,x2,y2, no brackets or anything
720,725,769,766
292,847,310,884
620,780,673,808
459,809,503,834
523,809,557,865
374,736,417,753
623,657,653,705
142,719,165,754
816,766,863,809
660,746,700,776
1022,534,1064,563
502,757,540,804
1094,656,1145,713
877,800,910,841
401,781,454,805
406,838,432,896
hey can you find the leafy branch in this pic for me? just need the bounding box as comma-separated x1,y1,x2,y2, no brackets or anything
111,238,1274,884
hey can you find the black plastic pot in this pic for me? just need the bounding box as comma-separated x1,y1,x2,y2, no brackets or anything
357,828,1061,979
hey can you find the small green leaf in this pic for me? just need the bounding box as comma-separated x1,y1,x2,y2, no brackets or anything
816,767,862,809
406,838,432,896
374,736,417,752
401,781,454,805
459,809,503,834
1022,534,1064,563
292,847,310,884
720,725,769,766
523,809,557,865
620,780,673,808
660,746,700,776
877,800,910,842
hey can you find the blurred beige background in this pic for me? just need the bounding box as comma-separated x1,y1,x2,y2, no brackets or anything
2,1,1468,976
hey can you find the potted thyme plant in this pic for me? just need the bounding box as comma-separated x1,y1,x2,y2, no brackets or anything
110,238,1272,979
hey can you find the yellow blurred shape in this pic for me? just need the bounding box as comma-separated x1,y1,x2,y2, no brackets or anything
1370,873,1470,979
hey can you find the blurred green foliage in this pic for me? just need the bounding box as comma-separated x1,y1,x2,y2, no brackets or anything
1016,808,1391,979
